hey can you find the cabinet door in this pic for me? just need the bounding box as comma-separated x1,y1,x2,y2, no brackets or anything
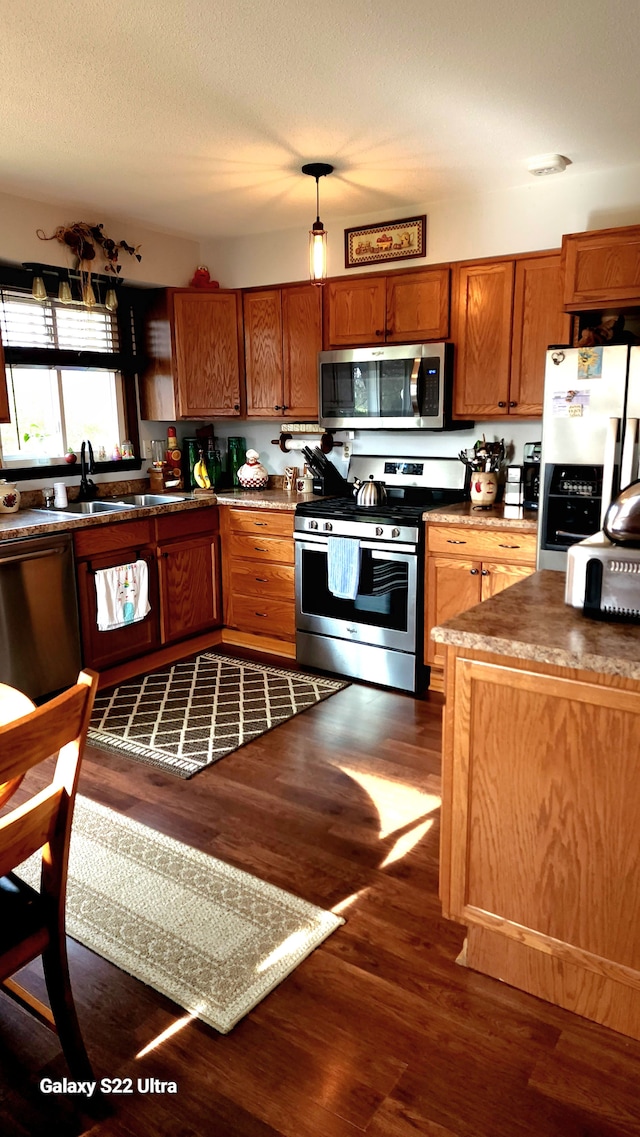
386,268,449,342
453,261,514,418
480,561,535,601
244,290,284,416
172,291,242,418
282,284,322,418
158,535,221,643
510,255,571,417
0,329,9,424
76,549,160,670
562,225,640,310
326,277,387,347
425,555,482,665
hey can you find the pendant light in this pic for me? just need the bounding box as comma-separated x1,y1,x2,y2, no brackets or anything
301,162,334,285
105,285,118,312
58,272,73,304
31,266,47,301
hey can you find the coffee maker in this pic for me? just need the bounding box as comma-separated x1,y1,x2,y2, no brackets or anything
522,441,541,510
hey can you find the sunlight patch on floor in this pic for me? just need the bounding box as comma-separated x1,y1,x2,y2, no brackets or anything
380,819,433,867
338,765,441,838
135,1008,201,1058
256,929,310,973
332,888,369,915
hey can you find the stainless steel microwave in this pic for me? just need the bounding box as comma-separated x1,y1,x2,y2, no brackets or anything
318,342,471,431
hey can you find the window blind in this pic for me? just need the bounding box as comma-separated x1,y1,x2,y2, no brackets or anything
0,289,119,353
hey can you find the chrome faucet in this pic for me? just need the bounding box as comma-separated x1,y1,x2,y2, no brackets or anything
78,440,98,501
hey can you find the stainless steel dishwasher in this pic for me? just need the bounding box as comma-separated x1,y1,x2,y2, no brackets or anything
0,532,82,700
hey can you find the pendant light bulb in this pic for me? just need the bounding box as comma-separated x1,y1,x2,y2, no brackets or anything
105,287,118,312
32,274,46,301
58,279,73,304
302,162,334,286
83,281,96,308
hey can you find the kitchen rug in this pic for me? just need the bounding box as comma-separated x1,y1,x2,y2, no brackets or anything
16,796,344,1034
88,652,349,778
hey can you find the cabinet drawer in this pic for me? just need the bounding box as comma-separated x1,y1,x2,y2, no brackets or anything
427,525,536,564
228,532,294,565
230,562,295,600
74,519,154,558
227,508,293,538
155,505,218,542
232,595,296,638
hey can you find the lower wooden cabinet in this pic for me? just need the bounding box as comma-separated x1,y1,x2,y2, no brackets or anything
425,522,536,684
220,507,296,648
74,508,221,670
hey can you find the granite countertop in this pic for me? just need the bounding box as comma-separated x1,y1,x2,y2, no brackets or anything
432,570,640,679
0,492,217,542
424,501,538,532
214,487,315,510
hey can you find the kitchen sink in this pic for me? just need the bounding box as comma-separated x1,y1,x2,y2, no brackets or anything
114,493,184,506
37,500,137,515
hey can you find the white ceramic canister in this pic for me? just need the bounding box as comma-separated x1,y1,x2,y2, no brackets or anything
0,480,21,514
236,449,269,489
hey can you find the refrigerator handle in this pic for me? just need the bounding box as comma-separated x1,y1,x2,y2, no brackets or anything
620,418,638,490
601,417,619,528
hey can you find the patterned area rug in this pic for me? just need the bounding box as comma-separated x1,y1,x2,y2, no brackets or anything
88,652,349,778
16,796,343,1034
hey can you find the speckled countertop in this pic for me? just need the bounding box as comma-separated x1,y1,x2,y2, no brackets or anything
214,488,316,510
0,493,217,541
432,570,640,679
424,501,538,532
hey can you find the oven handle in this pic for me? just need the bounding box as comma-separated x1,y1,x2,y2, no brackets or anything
294,534,417,556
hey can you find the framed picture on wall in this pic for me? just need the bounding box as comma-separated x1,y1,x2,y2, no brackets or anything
344,215,426,269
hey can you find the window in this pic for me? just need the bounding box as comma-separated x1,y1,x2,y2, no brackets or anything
0,286,138,470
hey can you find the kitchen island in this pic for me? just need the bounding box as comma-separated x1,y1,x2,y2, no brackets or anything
433,570,640,1041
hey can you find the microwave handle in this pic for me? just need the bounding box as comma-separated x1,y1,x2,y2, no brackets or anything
409,357,421,416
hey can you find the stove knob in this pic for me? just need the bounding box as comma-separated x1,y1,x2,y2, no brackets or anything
391,527,400,538
375,526,384,536
324,522,333,532
309,520,318,530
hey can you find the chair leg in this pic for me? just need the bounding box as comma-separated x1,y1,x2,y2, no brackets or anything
42,930,95,1083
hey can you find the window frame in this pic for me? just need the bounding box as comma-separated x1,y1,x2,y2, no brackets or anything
0,263,143,479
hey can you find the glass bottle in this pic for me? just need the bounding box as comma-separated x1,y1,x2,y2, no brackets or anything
227,436,246,488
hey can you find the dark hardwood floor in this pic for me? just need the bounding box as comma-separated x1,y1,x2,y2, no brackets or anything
2,662,640,1137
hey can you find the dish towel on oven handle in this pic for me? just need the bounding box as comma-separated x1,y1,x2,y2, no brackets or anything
326,536,361,600
94,560,151,631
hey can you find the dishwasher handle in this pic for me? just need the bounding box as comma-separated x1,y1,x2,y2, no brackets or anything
0,544,68,567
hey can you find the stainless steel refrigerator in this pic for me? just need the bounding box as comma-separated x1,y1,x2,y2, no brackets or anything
537,344,640,570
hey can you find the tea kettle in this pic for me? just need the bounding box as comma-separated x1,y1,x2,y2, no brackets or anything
353,475,387,507
603,480,640,546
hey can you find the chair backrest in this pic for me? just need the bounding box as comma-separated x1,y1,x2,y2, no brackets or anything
0,670,98,901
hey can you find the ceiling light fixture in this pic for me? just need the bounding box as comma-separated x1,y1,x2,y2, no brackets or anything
527,153,569,177
301,162,334,285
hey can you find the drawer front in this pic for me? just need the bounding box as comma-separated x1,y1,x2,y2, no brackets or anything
230,562,295,600
74,519,154,558
231,594,296,638
155,505,218,542
228,532,294,565
427,525,536,564
227,508,293,538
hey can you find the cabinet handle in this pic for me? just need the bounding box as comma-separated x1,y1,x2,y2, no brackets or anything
255,576,268,582
254,546,267,552
254,521,268,526
470,568,479,575
274,404,282,411
498,543,520,549
498,401,506,408
254,611,268,618
481,569,489,576
385,328,393,336
282,404,288,412
374,329,384,337
509,401,517,407
162,552,169,558
234,403,240,410
447,539,467,544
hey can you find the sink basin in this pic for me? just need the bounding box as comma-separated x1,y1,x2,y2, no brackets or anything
114,493,185,506
45,500,136,515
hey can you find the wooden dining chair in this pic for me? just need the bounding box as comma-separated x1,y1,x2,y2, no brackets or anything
0,669,98,1080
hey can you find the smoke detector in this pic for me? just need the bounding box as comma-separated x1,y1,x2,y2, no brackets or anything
527,153,569,176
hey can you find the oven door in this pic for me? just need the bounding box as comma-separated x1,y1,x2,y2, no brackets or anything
295,534,418,652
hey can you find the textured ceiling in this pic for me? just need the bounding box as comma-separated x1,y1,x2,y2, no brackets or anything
1,0,639,239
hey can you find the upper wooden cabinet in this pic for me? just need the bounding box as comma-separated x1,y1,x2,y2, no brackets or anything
562,225,640,310
0,328,9,424
325,267,450,348
452,253,571,419
140,289,244,420
243,283,321,418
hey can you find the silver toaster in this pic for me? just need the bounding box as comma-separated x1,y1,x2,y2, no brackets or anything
565,532,640,621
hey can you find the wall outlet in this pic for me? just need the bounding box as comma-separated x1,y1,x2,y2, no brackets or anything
343,442,352,460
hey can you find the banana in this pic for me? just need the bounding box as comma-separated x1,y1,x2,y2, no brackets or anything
193,458,211,489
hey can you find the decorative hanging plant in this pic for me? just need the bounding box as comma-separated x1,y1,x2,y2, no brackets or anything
36,222,142,274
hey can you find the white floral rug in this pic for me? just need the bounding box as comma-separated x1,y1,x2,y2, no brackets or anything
16,796,343,1033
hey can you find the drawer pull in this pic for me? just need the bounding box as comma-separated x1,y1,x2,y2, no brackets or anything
498,543,520,549
447,539,467,545
254,546,267,552
254,521,268,527
255,611,268,618
255,576,268,582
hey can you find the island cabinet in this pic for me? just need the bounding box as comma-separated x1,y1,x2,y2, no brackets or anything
452,252,571,419
220,506,296,657
139,288,244,420
324,267,450,348
435,571,640,1042
74,508,221,673
562,224,640,309
243,284,321,418
425,521,536,691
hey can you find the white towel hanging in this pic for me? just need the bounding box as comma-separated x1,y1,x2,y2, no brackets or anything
94,561,150,631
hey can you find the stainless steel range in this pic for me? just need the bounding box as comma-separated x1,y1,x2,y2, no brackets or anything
294,456,466,693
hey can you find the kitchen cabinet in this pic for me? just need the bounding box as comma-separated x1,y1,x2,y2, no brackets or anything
220,507,295,653
139,288,244,420
0,329,8,423
325,267,450,347
424,522,536,689
452,253,571,419
74,508,221,670
243,283,321,418
562,224,640,310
